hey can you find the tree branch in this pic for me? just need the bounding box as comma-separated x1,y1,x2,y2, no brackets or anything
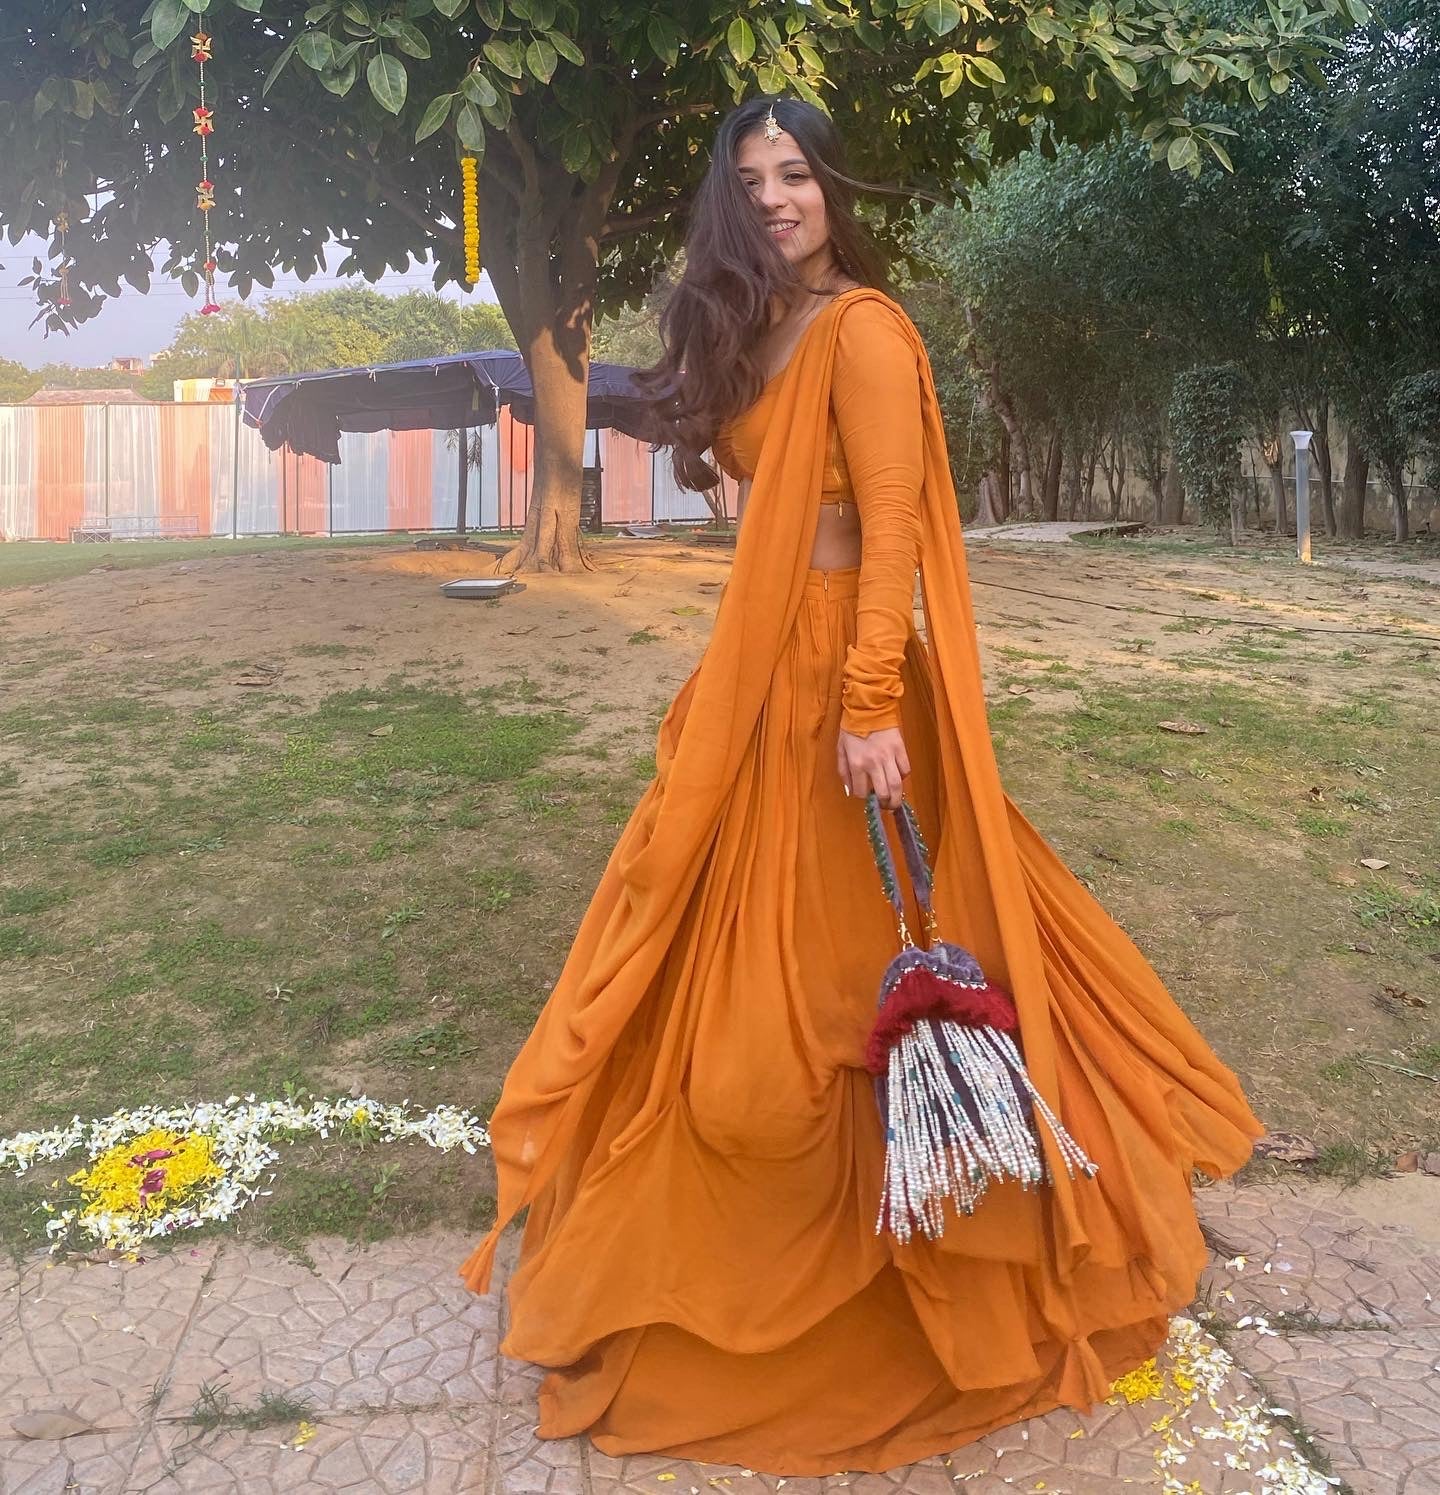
601,192,691,243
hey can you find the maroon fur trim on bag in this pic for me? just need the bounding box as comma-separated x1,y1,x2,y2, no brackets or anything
863,967,1019,1075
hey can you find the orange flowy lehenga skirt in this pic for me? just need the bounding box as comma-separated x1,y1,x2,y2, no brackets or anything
462,293,1261,1476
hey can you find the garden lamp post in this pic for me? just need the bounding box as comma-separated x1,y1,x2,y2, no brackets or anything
1290,430,1314,564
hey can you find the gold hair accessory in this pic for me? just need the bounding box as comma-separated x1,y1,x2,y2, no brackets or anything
763,102,782,144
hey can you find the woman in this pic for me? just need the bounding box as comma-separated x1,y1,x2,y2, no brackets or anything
462,96,1260,1476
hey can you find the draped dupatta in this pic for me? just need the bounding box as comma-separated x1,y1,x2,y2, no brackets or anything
461,288,1255,1298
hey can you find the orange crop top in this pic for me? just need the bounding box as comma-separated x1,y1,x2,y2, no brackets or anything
713,298,924,736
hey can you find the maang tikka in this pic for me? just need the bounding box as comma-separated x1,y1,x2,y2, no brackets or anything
763,102,782,144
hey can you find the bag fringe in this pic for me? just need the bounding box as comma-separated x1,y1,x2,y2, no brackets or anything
875,1017,1097,1244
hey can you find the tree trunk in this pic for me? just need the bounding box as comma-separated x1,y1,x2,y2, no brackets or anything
963,308,1030,516
1063,450,1082,521
1082,439,1099,520
1102,439,1127,520
997,424,1012,518
1041,431,1063,522
1261,433,1288,534
1162,458,1184,525
499,327,591,572
1339,439,1368,539
1313,401,1336,537
974,471,1002,527
484,124,632,575
1384,458,1410,541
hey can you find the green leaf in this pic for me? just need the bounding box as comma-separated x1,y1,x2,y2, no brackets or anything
70,80,96,119
479,87,511,128
1165,134,1199,171
297,31,337,70
547,30,584,66
1026,12,1057,41
150,0,189,50
415,91,454,141
456,99,486,151
475,0,504,25
263,36,300,93
1206,138,1235,172
727,17,756,64
367,51,407,113
1107,56,1138,89
433,0,467,14
483,37,523,78
319,58,358,94
647,14,680,67
234,0,263,10
1343,0,1370,19
461,70,499,107
1269,70,1290,91
183,0,211,11
391,20,431,58
756,61,785,92
525,37,557,82
528,0,558,26
967,55,1006,83
922,0,963,35
561,123,591,173
342,0,371,25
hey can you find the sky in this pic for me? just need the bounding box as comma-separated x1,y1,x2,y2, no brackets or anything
0,234,498,370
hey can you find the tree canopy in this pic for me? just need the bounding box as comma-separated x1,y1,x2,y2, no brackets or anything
2,0,1369,567
912,0,1438,538
138,285,516,393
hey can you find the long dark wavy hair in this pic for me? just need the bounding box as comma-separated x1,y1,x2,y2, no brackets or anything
639,97,889,490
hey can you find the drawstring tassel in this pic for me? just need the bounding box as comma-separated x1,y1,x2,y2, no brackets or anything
862,796,1096,1244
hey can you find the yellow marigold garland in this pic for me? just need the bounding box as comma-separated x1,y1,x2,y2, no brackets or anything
461,156,480,285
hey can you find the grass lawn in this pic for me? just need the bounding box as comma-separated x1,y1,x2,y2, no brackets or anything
0,532,524,591
0,531,1436,1256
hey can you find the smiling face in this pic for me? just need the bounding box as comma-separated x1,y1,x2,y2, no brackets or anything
734,126,834,277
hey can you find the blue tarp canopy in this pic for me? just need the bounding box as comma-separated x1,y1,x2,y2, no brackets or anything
241,349,655,464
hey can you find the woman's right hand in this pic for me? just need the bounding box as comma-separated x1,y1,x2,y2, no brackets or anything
836,725,910,810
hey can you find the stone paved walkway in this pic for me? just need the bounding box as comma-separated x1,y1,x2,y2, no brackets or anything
2,1180,1437,1493
961,522,1146,545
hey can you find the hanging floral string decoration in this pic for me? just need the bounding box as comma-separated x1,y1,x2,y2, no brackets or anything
191,29,221,314
461,155,481,286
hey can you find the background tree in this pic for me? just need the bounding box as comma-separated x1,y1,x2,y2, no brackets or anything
138,287,517,395
2,0,1362,571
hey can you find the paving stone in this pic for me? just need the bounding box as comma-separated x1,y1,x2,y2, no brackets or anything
125,1407,492,1492
0,1244,218,1433
0,1426,147,1495
6,1185,1440,1493
1198,1181,1440,1495
153,1233,502,1421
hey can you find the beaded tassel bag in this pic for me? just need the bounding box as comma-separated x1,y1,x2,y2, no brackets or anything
862,794,1096,1243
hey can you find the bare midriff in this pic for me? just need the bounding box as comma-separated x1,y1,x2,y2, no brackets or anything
737,483,863,569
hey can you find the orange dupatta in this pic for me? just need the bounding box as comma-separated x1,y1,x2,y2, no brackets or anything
460,288,1258,1296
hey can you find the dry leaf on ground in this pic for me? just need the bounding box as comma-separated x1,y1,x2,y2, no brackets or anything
12,1410,98,1440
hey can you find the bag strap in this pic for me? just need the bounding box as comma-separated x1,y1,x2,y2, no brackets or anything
864,792,937,948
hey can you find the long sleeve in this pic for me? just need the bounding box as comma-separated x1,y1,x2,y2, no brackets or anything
832,300,925,736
